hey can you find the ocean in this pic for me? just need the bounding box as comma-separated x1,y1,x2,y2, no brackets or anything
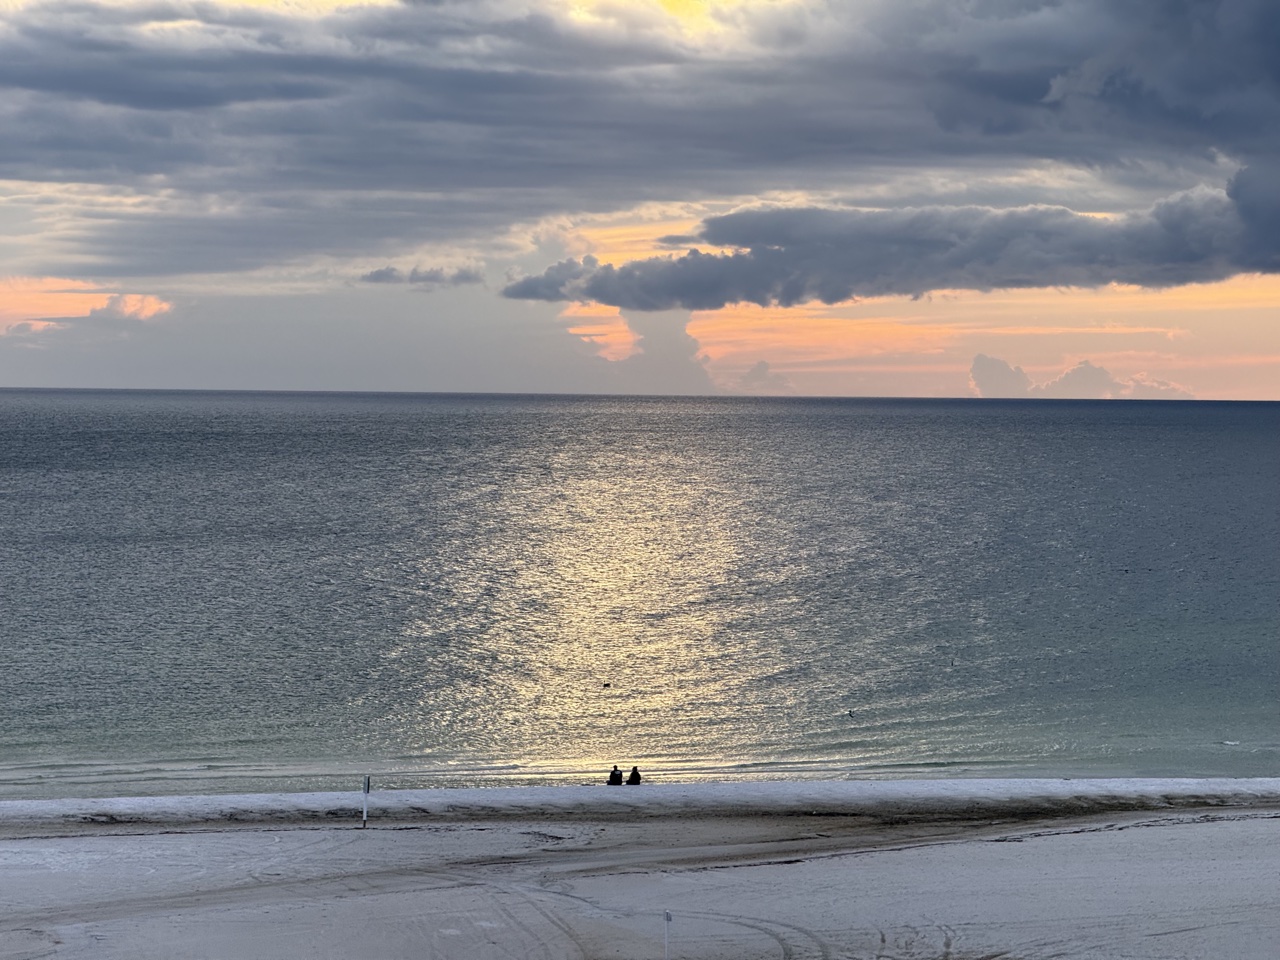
0,390,1276,799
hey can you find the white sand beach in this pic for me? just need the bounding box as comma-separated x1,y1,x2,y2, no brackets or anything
2,779,1277,960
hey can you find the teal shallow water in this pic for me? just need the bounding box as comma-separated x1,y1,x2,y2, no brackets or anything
1,391,1276,798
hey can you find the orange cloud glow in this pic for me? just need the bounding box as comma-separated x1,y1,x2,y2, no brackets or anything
1,277,111,330
1,278,171,333
97,294,172,320
559,302,640,361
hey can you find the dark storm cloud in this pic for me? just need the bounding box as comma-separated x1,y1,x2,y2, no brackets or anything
501,256,599,301
502,187,1251,307
3,0,1280,280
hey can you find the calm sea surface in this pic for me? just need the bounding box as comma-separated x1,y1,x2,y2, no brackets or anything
1,390,1276,799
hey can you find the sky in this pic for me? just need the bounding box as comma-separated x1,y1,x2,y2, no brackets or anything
1,0,1278,399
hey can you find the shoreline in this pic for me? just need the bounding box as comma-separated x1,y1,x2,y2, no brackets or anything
2,776,1278,838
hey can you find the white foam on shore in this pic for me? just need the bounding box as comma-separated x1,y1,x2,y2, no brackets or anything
2,777,1278,831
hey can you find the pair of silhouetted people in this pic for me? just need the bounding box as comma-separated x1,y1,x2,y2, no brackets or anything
606,765,641,785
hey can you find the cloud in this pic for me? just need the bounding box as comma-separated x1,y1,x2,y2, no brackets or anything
359,267,407,284
969,353,1034,399
970,354,1194,400
89,293,171,320
503,256,600,301
359,266,484,286
502,186,1260,307
5,0,1280,281
733,359,794,395
612,309,718,395
1226,161,1280,272
0,291,172,353
0,276,115,331
1123,372,1198,400
1,288,171,335
1034,359,1128,399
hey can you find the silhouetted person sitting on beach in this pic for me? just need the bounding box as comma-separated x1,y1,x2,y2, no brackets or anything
626,766,642,785
607,765,623,785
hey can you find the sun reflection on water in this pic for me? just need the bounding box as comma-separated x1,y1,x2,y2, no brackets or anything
379,431,759,778
506,467,741,761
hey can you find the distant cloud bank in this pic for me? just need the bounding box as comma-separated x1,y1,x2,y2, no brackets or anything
970,355,1194,400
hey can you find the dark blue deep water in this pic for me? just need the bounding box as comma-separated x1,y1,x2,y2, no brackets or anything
1,390,1276,798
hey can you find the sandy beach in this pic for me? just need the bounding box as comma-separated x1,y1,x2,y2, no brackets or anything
2,779,1277,960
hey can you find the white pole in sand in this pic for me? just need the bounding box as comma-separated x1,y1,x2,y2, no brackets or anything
664,910,672,960
362,775,371,828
